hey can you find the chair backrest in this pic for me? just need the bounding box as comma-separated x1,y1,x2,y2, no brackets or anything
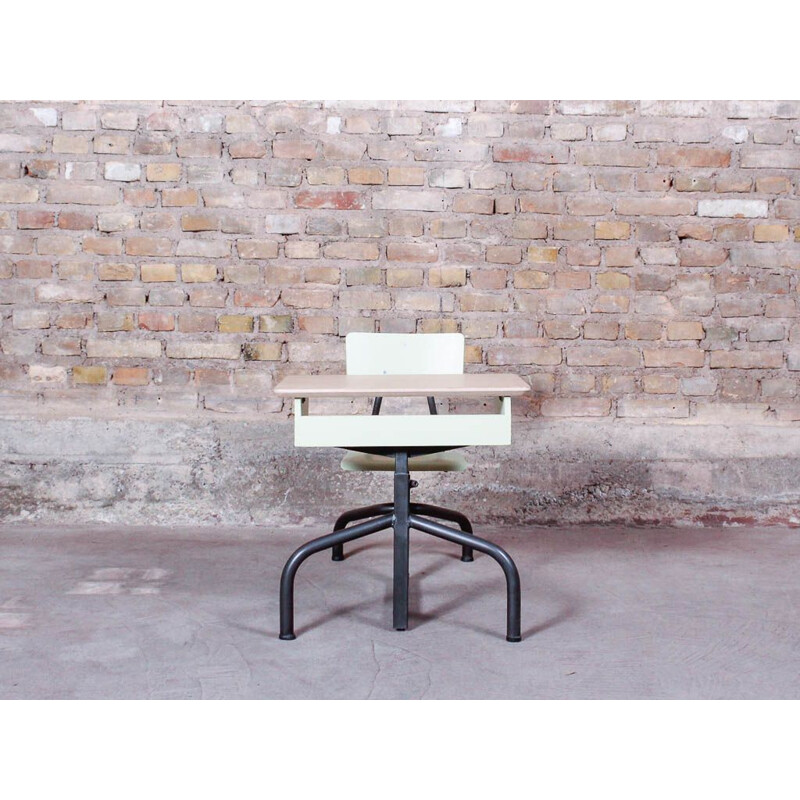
346,333,464,376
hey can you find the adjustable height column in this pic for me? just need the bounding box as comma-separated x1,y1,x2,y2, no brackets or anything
392,451,410,631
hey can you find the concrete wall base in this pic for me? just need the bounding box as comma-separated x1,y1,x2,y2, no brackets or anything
2,415,799,528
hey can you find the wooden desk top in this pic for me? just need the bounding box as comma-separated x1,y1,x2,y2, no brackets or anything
274,373,530,398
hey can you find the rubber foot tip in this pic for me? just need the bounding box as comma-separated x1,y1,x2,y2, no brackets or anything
394,627,407,632
279,633,296,641
506,635,522,643
461,556,474,563
332,556,344,562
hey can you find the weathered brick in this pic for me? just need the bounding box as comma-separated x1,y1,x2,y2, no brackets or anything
575,146,649,167
667,321,704,340
740,150,800,169
453,194,494,214
217,315,254,333
133,134,172,156
138,311,175,331
0,134,47,152
528,246,559,264
372,189,445,212
296,190,366,210
643,348,704,368
24,159,57,179
584,320,619,340
339,289,391,310
566,246,602,267
551,123,586,141
93,134,131,155
697,199,767,218
592,123,627,142
617,196,694,216
113,367,149,385
753,224,789,242
617,398,689,418
459,292,507,312
387,242,437,262
73,366,107,385
178,138,223,158
48,183,118,205
146,163,181,182
595,221,630,240
167,342,241,359
430,218,466,238
429,266,466,287
471,168,507,189
35,284,97,303
181,263,217,283
17,210,54,229
488,344,561,366
561,100,635,115
141,263,177,282
386,268,424,287
657,147,730,167
281,288,334,308
388,167,425,186
236,239,279,259
126,237,173,257
710,351,782,369
273,140,316,159
98,263,136,281
493,144,568,163
284,241,320,260
324,242,380,260
347,218,386,238
348,167,383,185
541,398,611,417
386,117,422,136
175,239,229,258
53,134,89,154
412,141,488,162
428,169,466,189
306,166,346,185
86,339,162,358
567,347,640,367
367,141,408,161
514,270,549,289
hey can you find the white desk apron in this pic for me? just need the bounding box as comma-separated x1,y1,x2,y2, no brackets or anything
274,373,530,450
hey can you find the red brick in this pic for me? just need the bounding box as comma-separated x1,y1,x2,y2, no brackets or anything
17,210,55,229
295,190,366,210
493,144,568,163
138,311,175,331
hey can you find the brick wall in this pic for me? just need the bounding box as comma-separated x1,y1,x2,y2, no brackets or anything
1,100,799,423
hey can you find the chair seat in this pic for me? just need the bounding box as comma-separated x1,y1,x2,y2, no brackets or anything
340,451,468,472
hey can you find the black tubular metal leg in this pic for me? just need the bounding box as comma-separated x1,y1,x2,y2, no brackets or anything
411,502,475,562
408,514,522,643
393,452,410,631
279,513,394,640
331,503,394,561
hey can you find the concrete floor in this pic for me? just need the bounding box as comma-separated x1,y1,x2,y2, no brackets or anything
0,523,798,699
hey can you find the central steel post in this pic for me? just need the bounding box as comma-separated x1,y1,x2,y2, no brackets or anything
392,450,410,630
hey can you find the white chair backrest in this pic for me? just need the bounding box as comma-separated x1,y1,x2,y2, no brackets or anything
346,333,464,376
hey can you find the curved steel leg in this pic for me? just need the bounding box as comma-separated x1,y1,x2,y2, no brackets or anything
408,514,522,643
331,503,394,561
279,513,394,640
411,502,475,562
